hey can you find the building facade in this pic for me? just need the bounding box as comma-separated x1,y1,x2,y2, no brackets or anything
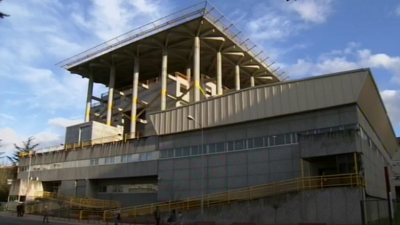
11,2,398,224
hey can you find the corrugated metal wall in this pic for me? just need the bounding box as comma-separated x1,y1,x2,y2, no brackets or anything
149,70,367,136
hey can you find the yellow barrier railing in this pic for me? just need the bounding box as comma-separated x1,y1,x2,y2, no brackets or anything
36,191,121,209
101,173,363,221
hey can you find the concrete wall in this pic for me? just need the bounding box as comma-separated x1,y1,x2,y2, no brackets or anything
158,145,301,201
151,188,362,225
65,121,123,144
96,193,157,207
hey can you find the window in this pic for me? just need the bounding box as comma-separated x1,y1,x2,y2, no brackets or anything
191,146,200,155
160,151,168,159
206,88,212,96
284,133,292,144
175,148,183,157
80,126,91,142
274,134,285,145
121,155,132,163
112,185,123,193
140,152,152,161
182,147,191,156
227,141,234,151
235,140,245,150
248,139,254,149
180,84,187,94
208,144,216,153
216,143,225,152
105,157,115,164
98,186,107,193
167,149,174,158
368,138,373,148
90,159,99,166
254,137,264,148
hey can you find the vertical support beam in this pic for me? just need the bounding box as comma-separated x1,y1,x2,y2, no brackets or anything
186,65,191,84
85,74,94,122
235,65,240,91
194,36,200,102
130,57,139,135
216,51,222,95
161,48,168,110
250,76,255,87
106,66,115,126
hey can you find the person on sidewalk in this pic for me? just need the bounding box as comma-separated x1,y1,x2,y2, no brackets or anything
42,206,49,223
153,206,161,225
114,208,121,225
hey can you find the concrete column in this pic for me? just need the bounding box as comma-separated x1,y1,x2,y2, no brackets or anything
250,76,255,87
216,51,222,95
106,66,115,126
235,65,240,91
161,48,168,110
85,74,94,122
130,57,139,135
193,36,200,102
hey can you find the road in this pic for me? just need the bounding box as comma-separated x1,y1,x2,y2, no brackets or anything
0,213,80,225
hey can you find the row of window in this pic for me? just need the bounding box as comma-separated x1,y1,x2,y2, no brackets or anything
160,124,357,159
19,151,159,172
359,126,389,165
98,184,158,193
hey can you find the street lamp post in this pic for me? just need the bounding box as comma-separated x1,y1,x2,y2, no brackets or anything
187,115,205,216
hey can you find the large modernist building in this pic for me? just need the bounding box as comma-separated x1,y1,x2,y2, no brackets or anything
11,2,398,224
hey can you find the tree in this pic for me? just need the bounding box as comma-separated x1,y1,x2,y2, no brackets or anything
0,0,10,19
8,137,39,165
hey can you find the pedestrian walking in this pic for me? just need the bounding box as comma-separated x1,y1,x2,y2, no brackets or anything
42,206,49,223
114,208,121,225
153,206,161,225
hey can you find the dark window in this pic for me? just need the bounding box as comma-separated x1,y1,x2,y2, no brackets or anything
180,84,187,94
318,128,330,134
254,137,264,148
98,186,107,193
175,148,183,157
284,133,292,144
112,185,123,193
208,144,216,153
248,139,254,149
227,141,234,151
216,143,225,152
160,151,168,158
191,146,200,155
331,126,340,132
167,149,174,158
235,140,245,150
182,147,191,156
274,134,285,145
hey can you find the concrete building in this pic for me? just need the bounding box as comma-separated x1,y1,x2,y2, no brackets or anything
11,2,397,224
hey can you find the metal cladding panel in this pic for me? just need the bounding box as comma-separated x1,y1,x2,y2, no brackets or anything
149,70,365,136
314,78,325,109
323,77,335,107
357,73,398,156
288,83,299,112
281,84,290,114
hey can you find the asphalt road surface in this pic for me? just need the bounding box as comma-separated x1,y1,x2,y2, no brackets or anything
0,214,75,225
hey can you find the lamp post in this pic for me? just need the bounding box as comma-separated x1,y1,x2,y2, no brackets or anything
187,115,204,216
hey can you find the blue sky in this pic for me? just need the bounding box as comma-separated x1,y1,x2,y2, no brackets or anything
0,0,399,156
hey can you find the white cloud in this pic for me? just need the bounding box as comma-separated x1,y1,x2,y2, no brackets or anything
283,43,400,81
286,0,334,24
48,118,83,129
395,4,400,17
380,90,400,128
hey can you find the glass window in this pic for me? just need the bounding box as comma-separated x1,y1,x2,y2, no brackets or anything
112,185,123,193
331,126,340,132
284,134,292,144
235,140,245,150
126,155,133,162
121,156,127,163
105,157,115,164
248,139,254,149
254,137,264,148
80,126,91,142
318,128,330,134
274,134,285,145
175,148,183,157
208,143,216,153
191,146,200,155
226,141,234,151
182,147,191,156
160,151,168,159
98,186,107,193
167,149,174,158
216,143,225,152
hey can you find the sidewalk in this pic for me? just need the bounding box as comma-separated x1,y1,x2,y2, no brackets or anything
0,211,112,225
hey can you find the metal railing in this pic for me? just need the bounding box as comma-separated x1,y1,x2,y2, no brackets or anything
100,173,363,220
35,191,121,209
19,131,153,157
56,2,207,69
